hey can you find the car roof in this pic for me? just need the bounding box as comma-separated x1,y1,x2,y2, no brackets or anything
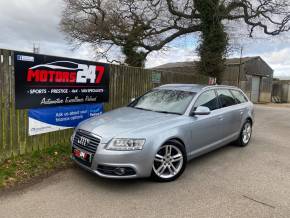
157,84,239,92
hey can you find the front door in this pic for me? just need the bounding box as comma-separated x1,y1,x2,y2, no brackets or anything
189,90,222,153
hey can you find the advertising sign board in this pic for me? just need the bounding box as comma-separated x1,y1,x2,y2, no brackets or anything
28,104,103,136
14,51,110,109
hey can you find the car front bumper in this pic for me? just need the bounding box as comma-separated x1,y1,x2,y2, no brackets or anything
71,143,155,179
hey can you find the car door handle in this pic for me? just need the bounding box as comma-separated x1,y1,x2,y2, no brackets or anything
218,116,224,121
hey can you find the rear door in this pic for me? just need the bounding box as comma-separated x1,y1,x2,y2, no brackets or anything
216,89,240,139
231,89,249,126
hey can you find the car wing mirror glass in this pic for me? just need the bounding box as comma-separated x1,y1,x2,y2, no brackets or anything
191,106,211,116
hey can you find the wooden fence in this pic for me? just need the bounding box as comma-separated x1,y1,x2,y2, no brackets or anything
0,49,207,162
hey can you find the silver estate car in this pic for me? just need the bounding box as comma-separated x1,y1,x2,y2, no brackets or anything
71,84,254,182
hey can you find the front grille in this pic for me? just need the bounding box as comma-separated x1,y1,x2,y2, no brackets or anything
73,129,101,154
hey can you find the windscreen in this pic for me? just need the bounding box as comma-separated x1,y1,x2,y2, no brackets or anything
129,89,196,115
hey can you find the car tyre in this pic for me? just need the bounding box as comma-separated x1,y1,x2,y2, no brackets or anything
151,140,187,182
236,120,252,147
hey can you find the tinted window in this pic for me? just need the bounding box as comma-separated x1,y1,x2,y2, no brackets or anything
129,89,196,114
194,90,219,111
217,89,236,108
231,90,248,104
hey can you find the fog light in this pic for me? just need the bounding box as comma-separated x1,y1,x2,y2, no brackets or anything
114,167,126,176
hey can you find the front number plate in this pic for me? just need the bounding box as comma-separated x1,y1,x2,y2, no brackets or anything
73,148,92,163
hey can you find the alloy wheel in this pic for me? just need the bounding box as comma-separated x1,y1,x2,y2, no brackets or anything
153,144,184,179
242,122,252,144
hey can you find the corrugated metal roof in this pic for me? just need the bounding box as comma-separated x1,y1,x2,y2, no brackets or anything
152,57,260,69
153,61,199,69
225,56,260,65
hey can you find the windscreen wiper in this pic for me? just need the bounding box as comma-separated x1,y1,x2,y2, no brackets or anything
154,110,182,115
133,107,154,112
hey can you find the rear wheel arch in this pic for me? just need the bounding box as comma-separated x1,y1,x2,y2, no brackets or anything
236,119,252,147
245,117,253,125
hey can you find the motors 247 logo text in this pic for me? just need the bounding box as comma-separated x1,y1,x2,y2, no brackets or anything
26,61,105,84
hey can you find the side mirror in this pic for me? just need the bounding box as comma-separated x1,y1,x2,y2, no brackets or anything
130,98,136,102
191,106,211,116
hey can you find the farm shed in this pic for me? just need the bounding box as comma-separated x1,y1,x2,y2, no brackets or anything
153,56,274,103
272,79,290,103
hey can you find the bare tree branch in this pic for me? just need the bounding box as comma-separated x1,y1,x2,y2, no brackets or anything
61,0,290,68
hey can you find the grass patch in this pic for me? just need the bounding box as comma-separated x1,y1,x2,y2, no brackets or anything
0,144,72,189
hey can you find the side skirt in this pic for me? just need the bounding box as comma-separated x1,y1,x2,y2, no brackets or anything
187,132,239,161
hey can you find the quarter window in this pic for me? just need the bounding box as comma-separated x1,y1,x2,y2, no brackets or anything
231,90,248,104
193,90,219,111
217,89,236,108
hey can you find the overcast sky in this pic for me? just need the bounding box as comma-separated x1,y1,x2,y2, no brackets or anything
0,0,289,78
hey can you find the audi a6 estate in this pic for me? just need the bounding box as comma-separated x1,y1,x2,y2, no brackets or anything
71,84,254,182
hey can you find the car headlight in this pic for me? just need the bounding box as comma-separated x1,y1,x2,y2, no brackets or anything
106,138,146,151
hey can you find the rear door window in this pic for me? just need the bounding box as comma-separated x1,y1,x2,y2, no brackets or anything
193,90,219,111
231,90,248,104
216,89,237,108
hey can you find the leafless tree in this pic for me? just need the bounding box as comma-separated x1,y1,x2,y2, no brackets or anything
61,0,201,67
165,0,290,36
61,0,290,74
163,0,290,81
